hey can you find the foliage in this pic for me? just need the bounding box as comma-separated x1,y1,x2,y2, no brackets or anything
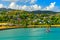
0,10,60,27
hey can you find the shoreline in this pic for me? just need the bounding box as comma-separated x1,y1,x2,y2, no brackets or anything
28,25,60,28
0,25,60,30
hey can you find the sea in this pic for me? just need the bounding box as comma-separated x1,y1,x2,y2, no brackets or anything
0,28,60,40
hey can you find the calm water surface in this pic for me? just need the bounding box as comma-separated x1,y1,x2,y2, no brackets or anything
0,28,60,40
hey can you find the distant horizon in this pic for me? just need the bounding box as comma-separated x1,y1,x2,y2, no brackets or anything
0,8,60,12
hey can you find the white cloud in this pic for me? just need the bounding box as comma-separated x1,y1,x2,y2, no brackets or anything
43,2,56,10
2,0,37,4
21,5,27,10
52,6,60,12
8,2,19,9
19,4,41,11
30,4,41,11
9,2,15,8
8,2,41,11
2,0,29,3
30,0,37,4
2,0,20,2
0,4,4,8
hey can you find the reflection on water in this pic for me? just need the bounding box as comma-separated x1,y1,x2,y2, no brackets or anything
0,28,60,40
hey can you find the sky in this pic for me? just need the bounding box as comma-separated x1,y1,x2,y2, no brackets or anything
0,0,60,12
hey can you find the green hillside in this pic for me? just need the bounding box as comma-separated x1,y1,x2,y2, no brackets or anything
0,8,60,27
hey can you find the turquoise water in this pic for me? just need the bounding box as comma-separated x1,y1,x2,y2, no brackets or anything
0,28,60,40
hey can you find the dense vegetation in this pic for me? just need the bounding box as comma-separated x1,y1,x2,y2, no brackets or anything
0,9,60,27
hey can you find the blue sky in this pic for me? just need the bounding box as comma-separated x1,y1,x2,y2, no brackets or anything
0,0,60,12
